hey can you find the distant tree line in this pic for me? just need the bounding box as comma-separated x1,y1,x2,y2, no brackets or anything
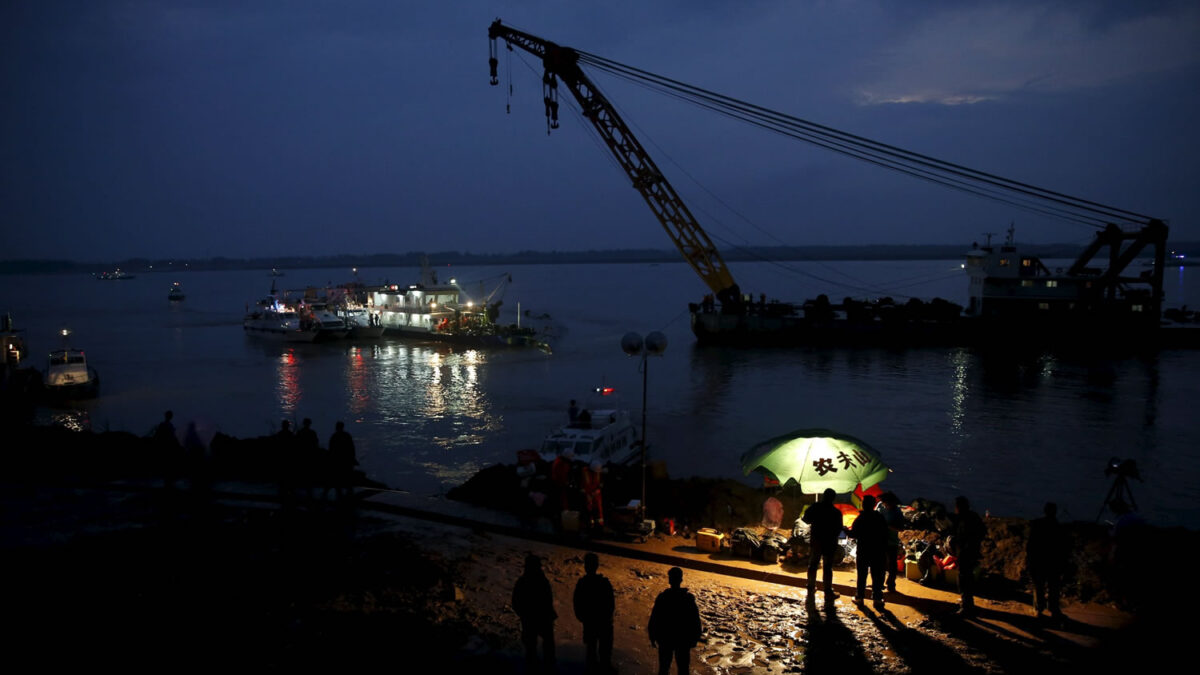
1,242,1191,275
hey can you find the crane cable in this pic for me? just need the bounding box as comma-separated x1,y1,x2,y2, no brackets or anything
575,50,1158,228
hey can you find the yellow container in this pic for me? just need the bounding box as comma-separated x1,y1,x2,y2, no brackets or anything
905,560,922,581
696,528,724,553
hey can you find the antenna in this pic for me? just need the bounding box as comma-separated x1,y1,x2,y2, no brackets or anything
981,232,997,247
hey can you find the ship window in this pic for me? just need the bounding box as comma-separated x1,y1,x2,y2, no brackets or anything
1132,305,1144,312
1038,302,1050,310
999,258,1010,267
1021,280,1033,287
1046,280,1058,288
1021,258,1033,267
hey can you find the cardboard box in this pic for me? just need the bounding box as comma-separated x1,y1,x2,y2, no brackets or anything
905,560,922,581
696,528,724,553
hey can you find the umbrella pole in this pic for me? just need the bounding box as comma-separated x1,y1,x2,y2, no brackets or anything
640,355,648,518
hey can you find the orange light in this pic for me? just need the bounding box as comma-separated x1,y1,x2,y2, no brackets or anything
600,387,615,396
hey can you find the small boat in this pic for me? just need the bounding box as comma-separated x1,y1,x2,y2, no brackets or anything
43,330,100,401
167,282,185,302
95,268,135,281
270,268,286,277
243,296,319,343
296,300,350,341
337,305,385,339
537,388,641,467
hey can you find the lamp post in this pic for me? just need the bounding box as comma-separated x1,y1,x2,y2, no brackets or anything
621,330,668,517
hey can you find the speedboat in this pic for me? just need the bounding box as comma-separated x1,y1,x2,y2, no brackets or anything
167,282,185,302
337,306,385,339
297,300,351,341
243,296,319,343
537,388,641,466
43,330,99,400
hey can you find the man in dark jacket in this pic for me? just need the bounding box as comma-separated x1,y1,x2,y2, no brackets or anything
1026,501,1066,620
512,554,556,671
573,552,615,673
849,494,888,610
648,567,702,675
952,495,987,617
802,488,845,607
326,421,359,500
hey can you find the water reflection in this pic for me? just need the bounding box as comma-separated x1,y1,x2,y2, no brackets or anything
276,349,301,413
344,341,501,450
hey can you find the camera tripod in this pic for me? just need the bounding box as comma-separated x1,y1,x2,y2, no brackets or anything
1096,472,1138,522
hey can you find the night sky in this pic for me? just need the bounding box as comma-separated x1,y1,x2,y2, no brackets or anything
3,1,1198,262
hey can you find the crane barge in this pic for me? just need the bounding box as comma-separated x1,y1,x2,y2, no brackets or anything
488,20,1197,349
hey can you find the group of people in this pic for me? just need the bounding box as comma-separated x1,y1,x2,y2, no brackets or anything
153,411,362,502
803,489,988,618
272,417,361,501
512,553,702,675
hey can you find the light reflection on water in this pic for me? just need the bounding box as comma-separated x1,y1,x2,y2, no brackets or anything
9,262,1200,527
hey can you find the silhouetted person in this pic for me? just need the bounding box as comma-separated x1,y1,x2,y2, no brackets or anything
275,419,296,506
1027,502,1066,620
551,450,574,512
512,554,556,673
183,420,209,494
849,494,888,610
582,461,605,529
327,421,359,500
802,488,844,607
577,409,592,429
573,552,615,673
296,418,320,494
1108,499,1149,610
952,495,986,617
648,567,702,675
568,399,580,424
153,410,182,488
877,492,904,592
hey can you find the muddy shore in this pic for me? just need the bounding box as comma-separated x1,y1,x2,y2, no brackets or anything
3,424,1196,672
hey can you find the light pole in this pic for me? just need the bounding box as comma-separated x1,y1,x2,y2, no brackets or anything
621,330,668,517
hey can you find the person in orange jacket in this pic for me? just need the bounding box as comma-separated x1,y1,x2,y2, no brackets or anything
582,460,605,528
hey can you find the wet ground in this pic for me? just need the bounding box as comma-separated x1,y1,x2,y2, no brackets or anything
3,476,1179,674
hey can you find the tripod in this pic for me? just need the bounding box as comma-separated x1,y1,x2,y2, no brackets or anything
1097,472,1138,522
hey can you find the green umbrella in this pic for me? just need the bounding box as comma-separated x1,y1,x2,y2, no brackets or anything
741,428,890,494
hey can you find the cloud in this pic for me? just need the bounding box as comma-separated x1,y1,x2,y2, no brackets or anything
856,1,1200,105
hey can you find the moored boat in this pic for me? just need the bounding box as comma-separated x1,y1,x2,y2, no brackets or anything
537,388,641,467
42,330,100,401
369,256,550,351
167,282,185,302
243,295,320,343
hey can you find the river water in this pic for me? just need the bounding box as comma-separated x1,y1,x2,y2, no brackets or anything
5,259,1199,528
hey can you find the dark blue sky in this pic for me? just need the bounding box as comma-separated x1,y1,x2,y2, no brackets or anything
3,1,1198,262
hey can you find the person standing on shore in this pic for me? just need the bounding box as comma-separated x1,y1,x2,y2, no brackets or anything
849,494,888,610
647,567,702,675
153,410,182,489
573,552,615,674
512,554,556,673
327,421,358,500
952,495,987,617
274,419,296,507
877,492,904,593
1026,502,1066,620
803,488,844,608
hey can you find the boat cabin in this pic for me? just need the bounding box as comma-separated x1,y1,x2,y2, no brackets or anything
539,408,640,466
45,349,91,387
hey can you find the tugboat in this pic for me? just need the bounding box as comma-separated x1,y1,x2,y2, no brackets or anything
42,329,100,401
167,282,185,302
